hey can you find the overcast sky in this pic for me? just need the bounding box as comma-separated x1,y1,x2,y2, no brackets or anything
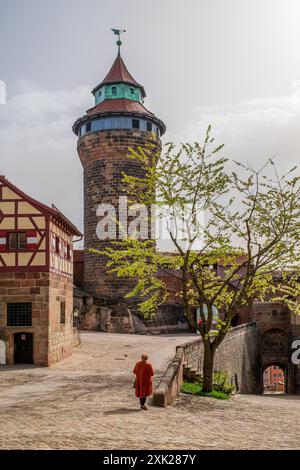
1,0,300,244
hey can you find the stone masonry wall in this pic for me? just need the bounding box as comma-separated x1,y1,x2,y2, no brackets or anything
48,272,79,365
154,323,260,405
253,301,294,393
0,271,50,366
181,323,260,393
0,271,78,366
78,129,161,312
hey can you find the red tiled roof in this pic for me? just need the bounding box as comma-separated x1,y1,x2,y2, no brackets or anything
92,55,146,97
87,98,154,117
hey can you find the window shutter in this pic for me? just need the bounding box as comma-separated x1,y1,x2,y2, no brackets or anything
0,231,6,252
26,230,38,251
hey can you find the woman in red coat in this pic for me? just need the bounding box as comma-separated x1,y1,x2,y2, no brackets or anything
133,353,154,410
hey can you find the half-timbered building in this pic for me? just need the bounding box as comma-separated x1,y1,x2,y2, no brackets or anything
0,175,82,366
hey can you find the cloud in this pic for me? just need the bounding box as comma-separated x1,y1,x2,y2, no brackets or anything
0,83,92,242
172,81,300,175
1,80,300,252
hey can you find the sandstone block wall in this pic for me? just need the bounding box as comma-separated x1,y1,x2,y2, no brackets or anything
0,271,78,366
153,323,261,406
48,272,79,365
0,272,50,366
78,129,161,310
181,323,260,394
213,323,260,393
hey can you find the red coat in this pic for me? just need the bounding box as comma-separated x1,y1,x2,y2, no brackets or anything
133,361,154,398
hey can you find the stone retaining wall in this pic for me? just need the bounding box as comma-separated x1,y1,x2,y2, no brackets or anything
153,322,260,406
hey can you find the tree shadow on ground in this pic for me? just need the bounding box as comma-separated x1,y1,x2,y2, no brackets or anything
104,408,141,415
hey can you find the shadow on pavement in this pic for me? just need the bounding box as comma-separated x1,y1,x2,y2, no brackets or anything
104,408,142,415
0,364,39,372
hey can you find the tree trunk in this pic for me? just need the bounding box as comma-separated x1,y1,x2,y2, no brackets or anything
184,305,197,333
202,342,215,393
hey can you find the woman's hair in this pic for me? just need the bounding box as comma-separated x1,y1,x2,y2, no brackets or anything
141,352,148,361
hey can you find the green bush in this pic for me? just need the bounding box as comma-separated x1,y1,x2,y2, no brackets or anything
192,370,234,395
181,380,230,400
212,371,235,395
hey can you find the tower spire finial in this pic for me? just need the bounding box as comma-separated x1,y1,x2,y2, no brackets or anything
111,28,126,56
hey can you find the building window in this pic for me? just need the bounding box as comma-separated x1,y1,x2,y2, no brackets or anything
98,90,102,97
147,122,152,132
7,303,32,326
60,302,66,324
132,119,140,129
55,236,60,254
112,86,117,95
73,308,78,328
66,244,71,260
8,232,27,251
86,122,91,133
130,88,134,94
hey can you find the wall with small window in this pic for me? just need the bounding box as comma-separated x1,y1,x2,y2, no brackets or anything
50,221,73,277
0,184,47,270
7,303,32,327
60,301,66,324
47,270,79,365
95,83,142,105
0,229,44,268
81,116,160,137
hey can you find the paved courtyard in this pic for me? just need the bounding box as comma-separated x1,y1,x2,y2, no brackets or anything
0,331,300,450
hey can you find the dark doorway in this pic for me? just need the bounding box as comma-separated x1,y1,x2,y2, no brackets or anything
14,333,33,364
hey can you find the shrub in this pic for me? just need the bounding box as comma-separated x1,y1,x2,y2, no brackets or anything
181,381,230,400
213,371,235,395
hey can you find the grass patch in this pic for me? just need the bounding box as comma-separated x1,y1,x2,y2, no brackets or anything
181,381,230,400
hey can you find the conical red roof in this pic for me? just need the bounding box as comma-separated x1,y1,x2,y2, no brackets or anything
92,55,146,97
87,98,154,117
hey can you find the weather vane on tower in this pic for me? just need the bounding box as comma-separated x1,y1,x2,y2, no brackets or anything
111,28,126,56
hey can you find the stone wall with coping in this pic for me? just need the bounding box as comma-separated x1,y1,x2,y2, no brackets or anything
153,322,260,406
153,347,184,406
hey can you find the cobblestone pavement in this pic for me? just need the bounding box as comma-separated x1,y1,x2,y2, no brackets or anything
0,331,300,450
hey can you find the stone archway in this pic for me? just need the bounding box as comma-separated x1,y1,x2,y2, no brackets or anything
0,340,6,365
260,328,292,393
262,363,286,394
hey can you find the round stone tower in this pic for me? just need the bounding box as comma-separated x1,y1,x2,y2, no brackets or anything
73,48,166,307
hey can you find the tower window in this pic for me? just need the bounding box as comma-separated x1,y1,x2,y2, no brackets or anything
98,90,102,97
86,122,91,133
130,88,134,94
132,119,140,129
112,86,117,95
147,122,152,132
